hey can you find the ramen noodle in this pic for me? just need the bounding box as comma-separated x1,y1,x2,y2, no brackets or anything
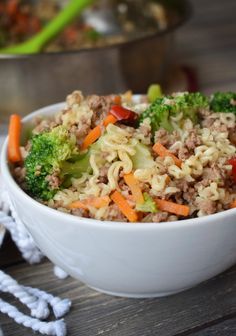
13,90,236,222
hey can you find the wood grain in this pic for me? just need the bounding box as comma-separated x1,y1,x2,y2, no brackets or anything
190,318,236,336
0,260,236,336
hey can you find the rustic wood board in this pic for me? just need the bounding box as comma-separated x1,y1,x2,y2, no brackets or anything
191,318,236,336
0,260,236,336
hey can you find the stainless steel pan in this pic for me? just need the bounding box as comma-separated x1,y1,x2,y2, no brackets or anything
0,0,191,121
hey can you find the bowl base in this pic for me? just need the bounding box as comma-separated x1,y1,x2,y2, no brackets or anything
89,285,191,298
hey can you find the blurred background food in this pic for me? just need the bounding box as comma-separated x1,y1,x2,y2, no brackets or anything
0,0,171,51
0,0,190,121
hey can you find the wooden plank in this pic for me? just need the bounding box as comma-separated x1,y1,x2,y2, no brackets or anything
186,317,236,336
0,260,236,336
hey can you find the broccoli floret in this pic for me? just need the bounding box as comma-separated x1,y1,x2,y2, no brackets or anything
24,126,89,201
136,193,158,213
139,92,209,134
139,97,174,133
173,92,209,123
210,92,236,113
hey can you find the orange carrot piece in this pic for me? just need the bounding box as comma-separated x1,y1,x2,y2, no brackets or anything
8,114,22,163
69,196,111,210
155,199,190,217
113,95,122,105
103,114,117,126
68,200,88,210
81,114,117,150
81,125,101,150
124,173,144,204
153,142,182,167
230,200,236,208
89,196,111,208
111,190,138,222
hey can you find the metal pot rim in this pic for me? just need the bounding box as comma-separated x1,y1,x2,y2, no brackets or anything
0,0,192,60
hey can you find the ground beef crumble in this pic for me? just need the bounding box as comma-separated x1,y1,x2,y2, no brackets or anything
87,95,114,127
185,129,201,150
195,199,217,215
12,92,236,223
14,167,26,183
154,128,170,146
45,173,61,190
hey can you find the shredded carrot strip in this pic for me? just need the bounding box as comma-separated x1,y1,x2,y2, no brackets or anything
68,200,88,210
89,196,111,208
81,125,101,150
153,142,182,167
155,199,190,217
113,95,122,105
103,114,117,126
81,115,117,150
124,173,144,204
8,114,22,163
111,190,138,222
69,196,111,210
230,200,236,208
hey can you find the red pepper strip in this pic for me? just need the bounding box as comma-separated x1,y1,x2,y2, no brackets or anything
109,105,138,122
228,157,236,182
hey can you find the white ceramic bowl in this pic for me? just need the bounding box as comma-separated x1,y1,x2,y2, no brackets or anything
1,103,236,298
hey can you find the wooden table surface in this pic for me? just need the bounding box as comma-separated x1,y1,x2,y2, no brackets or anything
1,0,236,335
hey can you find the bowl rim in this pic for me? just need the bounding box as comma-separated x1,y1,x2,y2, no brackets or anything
0,0,192,59
1,100,236,231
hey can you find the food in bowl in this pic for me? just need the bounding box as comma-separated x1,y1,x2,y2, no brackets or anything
0,0,169,52
10,89,236,223
2,89,236,298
